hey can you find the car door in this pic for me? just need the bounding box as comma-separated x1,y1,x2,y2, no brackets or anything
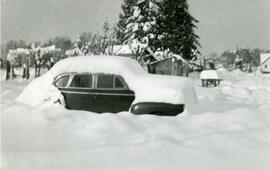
58,73,95,111
93,74,135,113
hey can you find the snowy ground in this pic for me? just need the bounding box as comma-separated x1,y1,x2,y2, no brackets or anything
1,69,270,170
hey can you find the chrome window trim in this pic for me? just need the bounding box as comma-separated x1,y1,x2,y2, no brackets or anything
95,92,134,96
61,90,134,96
56,72,131,91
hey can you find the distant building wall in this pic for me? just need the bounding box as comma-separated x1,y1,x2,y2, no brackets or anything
260,53,270,73
148,57,185,76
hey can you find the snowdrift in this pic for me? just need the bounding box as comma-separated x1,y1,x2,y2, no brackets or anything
200,70,221,79
2,86,270,170
16,55,197,109
2,68,270,170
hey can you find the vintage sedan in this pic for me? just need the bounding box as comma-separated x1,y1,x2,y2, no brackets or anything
17,55,197,116
53,72,186,116
54,73,135,113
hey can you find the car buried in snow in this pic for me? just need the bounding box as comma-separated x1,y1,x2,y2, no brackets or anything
53,72,185,116
17,55,197,116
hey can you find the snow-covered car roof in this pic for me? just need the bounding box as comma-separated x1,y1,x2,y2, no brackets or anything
50,55,146,78
16,55,197,109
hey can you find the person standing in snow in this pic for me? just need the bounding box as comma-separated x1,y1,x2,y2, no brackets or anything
50,57,55,68
6,53,16,80
22,62,30,80
46,56,54,70
234,54,242,70
0,58,3,68
35,49,41,77
5,60,11,80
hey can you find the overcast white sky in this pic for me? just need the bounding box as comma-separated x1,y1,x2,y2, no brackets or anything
1,0,270,55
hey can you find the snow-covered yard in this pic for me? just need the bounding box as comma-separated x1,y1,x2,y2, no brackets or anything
1,69,270,170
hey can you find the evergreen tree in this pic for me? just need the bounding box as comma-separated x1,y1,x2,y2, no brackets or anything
131,0,158,44
156,0,200,60
117,0,137,43
118,0,159,60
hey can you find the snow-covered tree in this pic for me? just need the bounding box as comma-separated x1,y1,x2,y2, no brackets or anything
74,21,118,56
156,0,200,60
43,36,73,52
219,48,263,71
117,0,137,43
118,0,159,60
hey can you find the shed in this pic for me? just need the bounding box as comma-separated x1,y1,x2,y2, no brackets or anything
147,57,186,76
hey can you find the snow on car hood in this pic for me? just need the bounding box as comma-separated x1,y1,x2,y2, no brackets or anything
16,55,197,109
131,74,197,107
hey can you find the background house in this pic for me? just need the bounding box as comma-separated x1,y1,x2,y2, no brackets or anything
148,57,185,76
260,53,270,73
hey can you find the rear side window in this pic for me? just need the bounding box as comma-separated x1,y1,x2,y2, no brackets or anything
70,74,92,88
97,74,114,88
97,74,127,89
55,75,70,87
114,76,125,88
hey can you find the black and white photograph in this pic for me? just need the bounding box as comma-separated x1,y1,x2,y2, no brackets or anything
1,0,270,169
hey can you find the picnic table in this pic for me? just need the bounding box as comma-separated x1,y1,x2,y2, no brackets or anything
200,70,222,87
201,78,222,87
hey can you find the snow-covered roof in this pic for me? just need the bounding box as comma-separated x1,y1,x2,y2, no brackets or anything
40,45,61,53
200,70,221,79
7,46,61,60
16,55,197,109
9,48,31,55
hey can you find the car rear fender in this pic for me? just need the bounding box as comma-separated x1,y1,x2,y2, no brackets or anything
130,102,184,116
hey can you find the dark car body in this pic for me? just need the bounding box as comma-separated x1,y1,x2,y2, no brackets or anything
54,72,184,116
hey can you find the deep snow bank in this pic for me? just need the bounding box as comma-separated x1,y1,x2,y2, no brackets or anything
16,55,197,108
2,87,270,170
2,69,270,170
220,70,270,104
193,69,270,114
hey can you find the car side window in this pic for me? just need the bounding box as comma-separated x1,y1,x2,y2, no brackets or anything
55,75,70,88
114,76,126,88
70,74,92,88
97,74,114,88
